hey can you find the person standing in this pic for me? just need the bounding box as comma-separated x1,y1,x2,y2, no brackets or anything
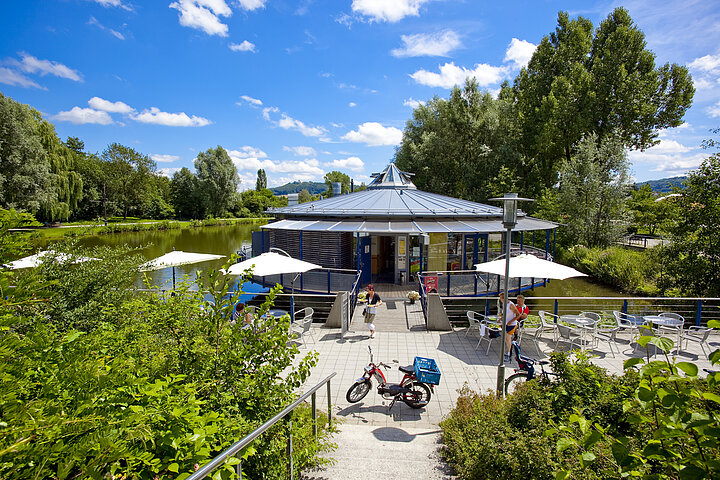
364,284,382,339
498,292,520,361
514,294,530,340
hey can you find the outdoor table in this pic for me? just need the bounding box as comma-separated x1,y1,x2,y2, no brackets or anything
560,314,596,349
643,315,684,352
262,309,289,319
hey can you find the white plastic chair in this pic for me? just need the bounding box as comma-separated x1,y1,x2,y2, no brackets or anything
475,315,499,356
290,307,315,346
537,311,560,348
657,312,685,353
613,310,645,339
684,326,713,359
518,315,542,354
587,312,619,358
465,311,483,337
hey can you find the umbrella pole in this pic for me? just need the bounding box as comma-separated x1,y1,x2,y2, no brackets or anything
172,266,176,290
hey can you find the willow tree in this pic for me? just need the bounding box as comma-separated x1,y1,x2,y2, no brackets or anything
508,7,694,191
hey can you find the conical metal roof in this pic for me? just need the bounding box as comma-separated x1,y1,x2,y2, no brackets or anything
268,163,507,220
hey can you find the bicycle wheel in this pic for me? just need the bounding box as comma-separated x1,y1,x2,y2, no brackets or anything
346,380,371,403
403,382,432,409
504,372,529,396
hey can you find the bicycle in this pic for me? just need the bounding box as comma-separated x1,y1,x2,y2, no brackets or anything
504,340,559,396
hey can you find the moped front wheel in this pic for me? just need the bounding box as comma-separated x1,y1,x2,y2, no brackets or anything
403,382,431,409
346,380,371,403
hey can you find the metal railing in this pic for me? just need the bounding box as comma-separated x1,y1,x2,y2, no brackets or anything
417,270,549,297
441,296,720,328
187,372,336,480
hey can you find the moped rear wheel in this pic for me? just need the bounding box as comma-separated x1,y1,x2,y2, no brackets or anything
403,382,431,409
504,372,529,396
346,380,371,403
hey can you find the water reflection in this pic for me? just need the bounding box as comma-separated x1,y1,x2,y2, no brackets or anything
76,223,260,290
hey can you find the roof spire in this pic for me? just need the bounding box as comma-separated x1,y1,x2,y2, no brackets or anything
368,163,416,190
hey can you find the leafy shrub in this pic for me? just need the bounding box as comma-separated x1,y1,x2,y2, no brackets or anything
563,245,659,295
441,352,639,480
0,239,332,479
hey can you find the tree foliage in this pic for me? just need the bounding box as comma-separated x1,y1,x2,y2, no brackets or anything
538,134,630,248
395,79,522,202
508,8,694,189
256,168,267,190
660,153,720,296
195,146,239,218
323,171,351,196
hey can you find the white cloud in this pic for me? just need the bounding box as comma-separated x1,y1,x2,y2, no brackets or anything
403,98,424,108
54,107,113,125
262,106,278,120
17,53,82,82
283,146,317,157
628,140,705,176
239,94,262,106
169,0,232,37
277,113,326,137
88,16,125,40
0,67,43,89
689,53,720,73
228,151,325,179
88,96,134,113
504,38,536,69
131,107,211,126
410,62,506,88
349,102,357,107
391,30,461,57
151,154,180,163
158,167,182,178
237,0,266,10
230,40,256,52
707,100,720,117
352,0,431,22
229,146,268,158
326,156,364,171
91,0,132,10
342,122,402,146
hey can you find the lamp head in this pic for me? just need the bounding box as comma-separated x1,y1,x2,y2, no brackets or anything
489,193,534,228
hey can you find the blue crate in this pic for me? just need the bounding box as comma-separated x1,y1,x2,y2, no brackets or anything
414,356,441,385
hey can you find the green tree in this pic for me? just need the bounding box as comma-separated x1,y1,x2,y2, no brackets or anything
626,184,678,236
171,167,203,219
256,168,267,190
0,93,53,213
546,134,630,247
241,189,285,216
661,153,720,296
298,188,313,204
195,146,239,218
508,8,694,190
322,171,351,196
395,79,523,201
102,143,156,219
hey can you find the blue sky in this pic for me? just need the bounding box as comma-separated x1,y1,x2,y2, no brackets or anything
2,0,720,189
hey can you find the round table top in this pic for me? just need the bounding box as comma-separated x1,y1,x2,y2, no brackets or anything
644,315,683,327
560,314,595,326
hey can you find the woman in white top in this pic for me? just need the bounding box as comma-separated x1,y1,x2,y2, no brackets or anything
498,292,520,361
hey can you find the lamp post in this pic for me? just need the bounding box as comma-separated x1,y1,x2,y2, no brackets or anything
489,193,533,396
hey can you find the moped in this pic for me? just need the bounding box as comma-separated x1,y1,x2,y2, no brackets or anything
345,346,433,410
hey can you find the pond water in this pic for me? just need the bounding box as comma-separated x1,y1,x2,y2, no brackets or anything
75,223,259,290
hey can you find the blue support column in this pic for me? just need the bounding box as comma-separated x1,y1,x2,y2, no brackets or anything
299,232,304,292
554,299,559,317
696,300,703,326
623,299,628,315
545,230,550,259
520,231,524,252
327,270,331,294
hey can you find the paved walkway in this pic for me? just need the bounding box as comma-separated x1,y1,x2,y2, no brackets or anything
298,300,718,479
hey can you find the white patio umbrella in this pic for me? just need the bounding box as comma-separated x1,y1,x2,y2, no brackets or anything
4,250,99,269
474,253,587,280
225,249,322,321
140,250,225,289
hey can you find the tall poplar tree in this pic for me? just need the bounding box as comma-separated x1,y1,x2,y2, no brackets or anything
508,7,694,190
195,146,239,218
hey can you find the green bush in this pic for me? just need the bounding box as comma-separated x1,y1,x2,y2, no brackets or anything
563,245,659,295
440,352,639,480
0,238,332,479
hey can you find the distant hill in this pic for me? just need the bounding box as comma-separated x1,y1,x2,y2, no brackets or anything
636,176,687,193
270,181,326,195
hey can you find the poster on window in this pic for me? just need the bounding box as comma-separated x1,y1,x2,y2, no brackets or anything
398,237,406,255
424,275,438,294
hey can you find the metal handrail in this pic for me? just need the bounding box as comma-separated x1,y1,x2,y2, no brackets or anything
187,372,337,480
